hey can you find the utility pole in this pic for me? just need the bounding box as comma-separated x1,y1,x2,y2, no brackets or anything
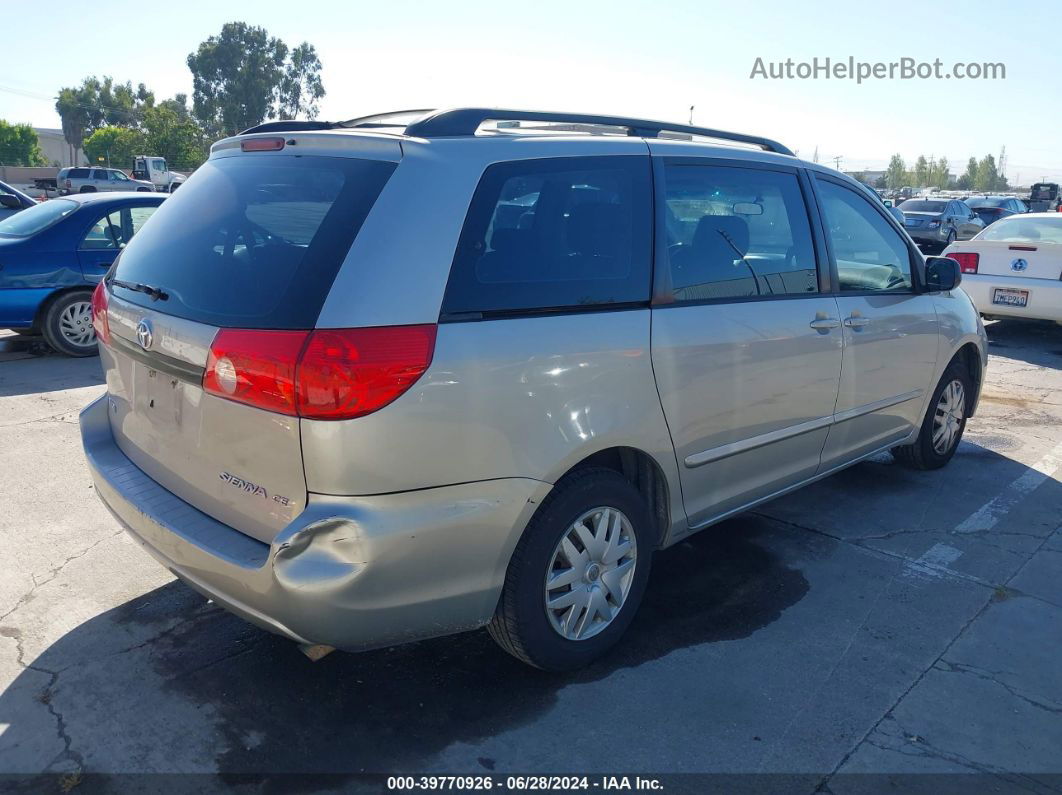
831,155,843,170
689,105,695,125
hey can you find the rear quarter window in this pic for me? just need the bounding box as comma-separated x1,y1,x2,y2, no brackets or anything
441,155,652,317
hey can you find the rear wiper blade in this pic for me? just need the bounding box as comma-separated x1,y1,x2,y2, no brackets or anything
109,278,169,301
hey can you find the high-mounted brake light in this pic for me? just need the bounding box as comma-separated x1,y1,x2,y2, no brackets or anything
202,325,437,421
949,252,980,274
241,137,285,152
91,281,111,345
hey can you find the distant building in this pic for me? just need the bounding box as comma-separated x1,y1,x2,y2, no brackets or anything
33,128,84,167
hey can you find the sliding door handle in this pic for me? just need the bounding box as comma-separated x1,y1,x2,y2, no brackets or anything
809,318,840,330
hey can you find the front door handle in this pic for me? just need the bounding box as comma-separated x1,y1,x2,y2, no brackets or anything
809,318,840,330
844,316,871,329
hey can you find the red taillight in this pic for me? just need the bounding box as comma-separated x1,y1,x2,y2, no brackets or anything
241,137,285,152
297,325,437,420
204,330,308,415
90,281,110,345
950,252,980,274
202,325,436,420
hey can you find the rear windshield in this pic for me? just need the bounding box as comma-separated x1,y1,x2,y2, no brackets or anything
966,198,1006,208
0,199,78,237
899,200,946,212
981,216,1062,243
110,154,395,328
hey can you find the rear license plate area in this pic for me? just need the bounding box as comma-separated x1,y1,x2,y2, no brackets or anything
992,288,1029,307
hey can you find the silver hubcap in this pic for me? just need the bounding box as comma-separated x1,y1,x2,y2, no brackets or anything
545,506,637,641
59,301,96,347
933,379,966,454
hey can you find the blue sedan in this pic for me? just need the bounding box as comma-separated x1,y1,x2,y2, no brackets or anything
0,192,165,355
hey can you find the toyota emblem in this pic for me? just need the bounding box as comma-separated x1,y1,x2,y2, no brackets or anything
135,318,154,351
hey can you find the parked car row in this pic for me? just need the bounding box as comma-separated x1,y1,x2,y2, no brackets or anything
75,108,986,671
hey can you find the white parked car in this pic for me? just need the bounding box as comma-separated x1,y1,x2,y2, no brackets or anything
944,213,1062,324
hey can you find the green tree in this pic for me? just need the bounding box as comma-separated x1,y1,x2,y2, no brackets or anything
975,154,999,192
143,106,208,170
279,43,325,120
83,126,146,169
187,22,289,136
849,171,866,184
955,157,978,190
0,120,46,166
55,76,157,160
928,157,951,189
885,154,907,189
187,23,327,136
913,155,929,188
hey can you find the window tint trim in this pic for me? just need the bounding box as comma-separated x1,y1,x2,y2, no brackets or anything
650,157,829,306
809,173,925,295
440,154,653,321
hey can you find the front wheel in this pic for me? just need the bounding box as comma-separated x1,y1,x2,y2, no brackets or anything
41,291,98,357
488,468,654,671
893,360,972,469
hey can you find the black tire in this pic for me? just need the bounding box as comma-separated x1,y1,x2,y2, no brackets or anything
488,468,654,671
136,187,151,192
942,230,956,250
40,290,99,357
893,360,972,470
78,185,97,193
11,328,39,336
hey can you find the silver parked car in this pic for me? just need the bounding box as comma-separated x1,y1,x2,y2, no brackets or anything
57,167,155,195
899,198,985,251
81,109,988,671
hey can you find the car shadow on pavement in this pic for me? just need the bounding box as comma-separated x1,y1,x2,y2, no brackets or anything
0,514,809,780
0,337,104,397
984,319,1062,369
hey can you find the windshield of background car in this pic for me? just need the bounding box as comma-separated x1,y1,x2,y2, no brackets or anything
110,154,396,328
980,216,1062,244
0,199,77,237
899,200,947,212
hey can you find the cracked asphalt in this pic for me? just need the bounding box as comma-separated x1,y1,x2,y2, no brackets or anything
0,320,1060,793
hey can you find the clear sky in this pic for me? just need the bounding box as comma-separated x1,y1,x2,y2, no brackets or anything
3,0,1060,183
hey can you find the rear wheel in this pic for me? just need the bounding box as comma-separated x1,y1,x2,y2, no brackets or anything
893,360,971,469
488,468,653,671
41,291,98,357
78,186,96,193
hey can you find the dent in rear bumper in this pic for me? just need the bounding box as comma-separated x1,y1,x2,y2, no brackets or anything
80,395,552,651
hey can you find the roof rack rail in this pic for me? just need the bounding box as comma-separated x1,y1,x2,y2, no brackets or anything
402,108,794,156
238,120,336,135
337,109,435,130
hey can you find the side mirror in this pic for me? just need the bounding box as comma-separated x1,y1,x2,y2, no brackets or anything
925,256,962,292
0,194,21,209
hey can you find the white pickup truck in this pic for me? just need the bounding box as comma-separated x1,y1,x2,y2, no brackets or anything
131,156,187,193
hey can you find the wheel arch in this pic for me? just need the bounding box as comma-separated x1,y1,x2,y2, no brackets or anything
33,284,94,329
555,446,673,549
954,341,984,416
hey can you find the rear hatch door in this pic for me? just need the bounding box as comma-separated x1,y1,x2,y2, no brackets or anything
100,140,398,544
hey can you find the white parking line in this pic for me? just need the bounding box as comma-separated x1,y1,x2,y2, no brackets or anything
955,441,1062,534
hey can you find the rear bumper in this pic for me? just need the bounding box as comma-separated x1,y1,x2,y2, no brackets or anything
961,275,1062,322
906,227,948,246
80,395,551,651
